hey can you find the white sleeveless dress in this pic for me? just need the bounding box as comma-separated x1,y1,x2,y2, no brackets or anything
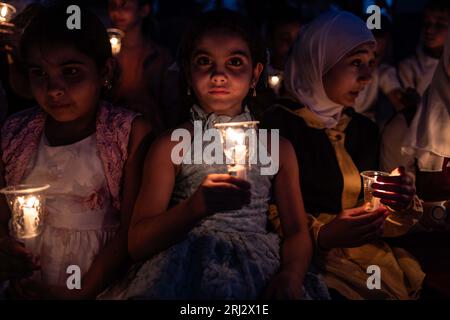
21,133,120,287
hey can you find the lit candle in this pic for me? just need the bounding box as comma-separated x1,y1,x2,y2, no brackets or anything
23,206,38,235
18,196,40,237
215,121,259,182
225,128,248,179
0,3,16,23
360,170,389,212
107,28,124,56
231,144,247,180
1,184,49,240
226,127,244,145
110,36,121,55
0,6,7,22
268,73,283,95
234,144,246,164
268,75,280,88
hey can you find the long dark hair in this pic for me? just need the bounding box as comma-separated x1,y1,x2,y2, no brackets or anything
176,9,266,123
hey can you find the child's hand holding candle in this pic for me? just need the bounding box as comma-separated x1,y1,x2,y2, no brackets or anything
371,166,416,212
230,143,247,180
189,174,251,216
360,170,389,212
318,205,388,249
0,237,40,281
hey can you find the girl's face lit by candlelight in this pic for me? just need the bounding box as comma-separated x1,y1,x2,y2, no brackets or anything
189,31,263,116
322,42,376,107
26,44,112,122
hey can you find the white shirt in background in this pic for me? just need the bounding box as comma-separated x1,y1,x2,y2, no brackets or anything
354,63,401,122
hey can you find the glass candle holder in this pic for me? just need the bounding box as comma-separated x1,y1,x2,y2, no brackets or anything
214,121,259,180
107,28,124,56
0,2,16,23
360,171,389,212
0,184,50,239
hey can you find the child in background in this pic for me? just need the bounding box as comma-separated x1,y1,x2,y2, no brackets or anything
381,0,450,172
386,20,450,300
108,0,172,131
0,4,42,117
353,13,403,125
100,10,329,300
398,0,449,96
265,7,301,97
0,5,151,299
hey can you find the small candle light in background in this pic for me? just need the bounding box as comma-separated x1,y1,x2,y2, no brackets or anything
267,73,283,95
215,121,259,181
269,75,280,87
0,2,16,23
107,28,124,56
360,171,389,212
0,184,50,239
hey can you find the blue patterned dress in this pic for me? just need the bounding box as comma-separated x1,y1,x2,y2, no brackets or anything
98,106,330,300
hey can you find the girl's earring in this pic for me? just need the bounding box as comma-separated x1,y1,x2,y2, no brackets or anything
252,86,257,97
187,87,191,96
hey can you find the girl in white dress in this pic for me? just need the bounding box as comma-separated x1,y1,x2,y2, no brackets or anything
0,4,150,299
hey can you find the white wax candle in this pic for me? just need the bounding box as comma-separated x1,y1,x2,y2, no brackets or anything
22,206,38,236
0,6,8,21
234,144,246,164
110,37,121,56
16,196,39,237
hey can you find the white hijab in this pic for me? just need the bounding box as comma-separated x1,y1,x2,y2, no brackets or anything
402,29,450,172
284,10,375,128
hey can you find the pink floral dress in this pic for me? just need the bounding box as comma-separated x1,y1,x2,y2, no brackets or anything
1,101,138,289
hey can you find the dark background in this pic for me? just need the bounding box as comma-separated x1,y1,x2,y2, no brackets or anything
23,0,429,64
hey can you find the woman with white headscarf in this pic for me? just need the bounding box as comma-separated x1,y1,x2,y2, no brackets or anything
264,10,425,299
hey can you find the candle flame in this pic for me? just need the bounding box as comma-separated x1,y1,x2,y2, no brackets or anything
110,37,118,46
17,195,39,208
269,75,280,86
0,6,7,18
225,128,245,145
